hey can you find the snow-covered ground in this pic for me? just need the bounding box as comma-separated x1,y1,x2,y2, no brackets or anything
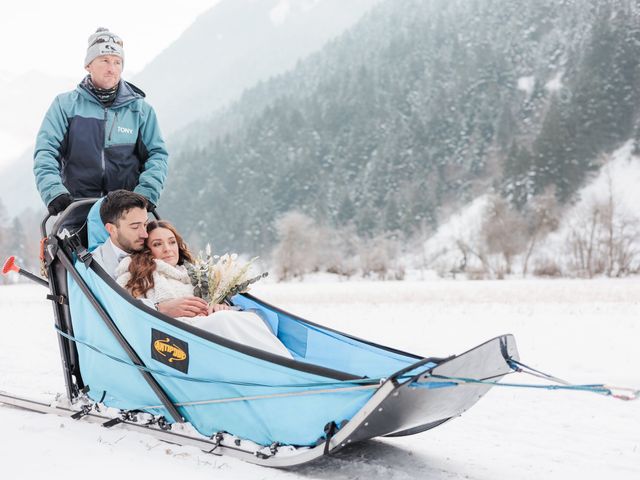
0,279,638,479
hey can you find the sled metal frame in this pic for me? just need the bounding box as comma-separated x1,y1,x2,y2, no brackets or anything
40,204,85,403
30,199,520,467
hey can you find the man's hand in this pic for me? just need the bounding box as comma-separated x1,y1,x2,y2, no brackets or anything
47,193,73,215
157,296,208,318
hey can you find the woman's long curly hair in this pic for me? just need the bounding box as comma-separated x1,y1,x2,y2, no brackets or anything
126,220,194,298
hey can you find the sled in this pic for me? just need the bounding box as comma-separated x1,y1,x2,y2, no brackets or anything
1,199,520,467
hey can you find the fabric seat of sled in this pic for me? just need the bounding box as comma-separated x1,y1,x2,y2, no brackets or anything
66,203,431,445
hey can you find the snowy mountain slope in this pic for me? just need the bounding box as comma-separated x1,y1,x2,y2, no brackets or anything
161,0,640,254
0,280,638,479
133,0,380,135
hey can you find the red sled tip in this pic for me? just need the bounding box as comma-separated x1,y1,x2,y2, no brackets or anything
2,256,20,275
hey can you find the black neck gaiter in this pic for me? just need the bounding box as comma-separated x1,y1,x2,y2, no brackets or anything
85,76,119,107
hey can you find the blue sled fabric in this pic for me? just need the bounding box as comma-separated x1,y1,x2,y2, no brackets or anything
67,264,425,446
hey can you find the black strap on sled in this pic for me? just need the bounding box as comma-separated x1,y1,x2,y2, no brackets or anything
63,231,93,265
46,294,68,305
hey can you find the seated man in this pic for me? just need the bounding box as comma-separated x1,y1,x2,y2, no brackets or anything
93,190,209,318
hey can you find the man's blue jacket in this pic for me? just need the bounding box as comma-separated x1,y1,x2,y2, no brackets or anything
34,78,168,208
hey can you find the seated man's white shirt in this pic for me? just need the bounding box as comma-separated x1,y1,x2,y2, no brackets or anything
92,238,156,310
110,241,129,264
91,238,123,279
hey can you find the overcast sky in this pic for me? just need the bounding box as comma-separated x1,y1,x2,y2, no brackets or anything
0,0,220,78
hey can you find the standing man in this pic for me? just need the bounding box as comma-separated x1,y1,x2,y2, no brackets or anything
34,27,168,228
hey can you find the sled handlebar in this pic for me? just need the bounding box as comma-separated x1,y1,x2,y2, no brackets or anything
45,198,100,239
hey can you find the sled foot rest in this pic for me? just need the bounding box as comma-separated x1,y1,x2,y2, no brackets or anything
102,417,123,428
71,404,93,420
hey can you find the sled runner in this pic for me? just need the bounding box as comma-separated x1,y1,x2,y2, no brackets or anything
2,199,520,467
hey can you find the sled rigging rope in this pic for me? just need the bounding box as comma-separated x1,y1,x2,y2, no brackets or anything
55,327,639,405
426,374,638,400
509,358,639,401
425,357,639,402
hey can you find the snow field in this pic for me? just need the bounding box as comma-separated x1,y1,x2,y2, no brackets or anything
0,279,638,479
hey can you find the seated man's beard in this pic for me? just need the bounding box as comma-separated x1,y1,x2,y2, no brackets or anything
116,233,145,253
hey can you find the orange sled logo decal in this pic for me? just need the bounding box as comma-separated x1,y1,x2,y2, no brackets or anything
154,338,187,362
151,329,189,374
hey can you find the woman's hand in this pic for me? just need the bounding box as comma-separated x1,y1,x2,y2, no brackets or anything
208,303,232,314
157,296,208,318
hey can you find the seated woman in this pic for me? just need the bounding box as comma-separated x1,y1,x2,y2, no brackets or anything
116,220,292,359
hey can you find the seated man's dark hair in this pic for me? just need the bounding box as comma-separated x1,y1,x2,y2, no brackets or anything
99,190,148,225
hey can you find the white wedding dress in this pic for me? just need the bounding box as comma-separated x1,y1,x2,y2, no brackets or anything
181,310,292,358
116,257,293,359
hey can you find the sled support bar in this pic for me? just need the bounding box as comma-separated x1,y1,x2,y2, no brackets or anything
56,247,185,424
2,256,49,287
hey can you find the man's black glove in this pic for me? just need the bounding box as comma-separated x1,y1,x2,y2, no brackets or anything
47,193,73,215
146,200,157,213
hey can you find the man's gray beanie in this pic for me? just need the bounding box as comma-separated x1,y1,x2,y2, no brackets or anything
84,27,124,67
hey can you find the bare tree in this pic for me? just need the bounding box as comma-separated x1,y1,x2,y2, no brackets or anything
320,223,359,279
411,218,433,280
271,211,320,280
566,203,601,278
565,165,640,277
521,191,560,276
359,233,404,280
481,195,527,276
449,239,469,278
452,238,491,279
600,167,640,277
